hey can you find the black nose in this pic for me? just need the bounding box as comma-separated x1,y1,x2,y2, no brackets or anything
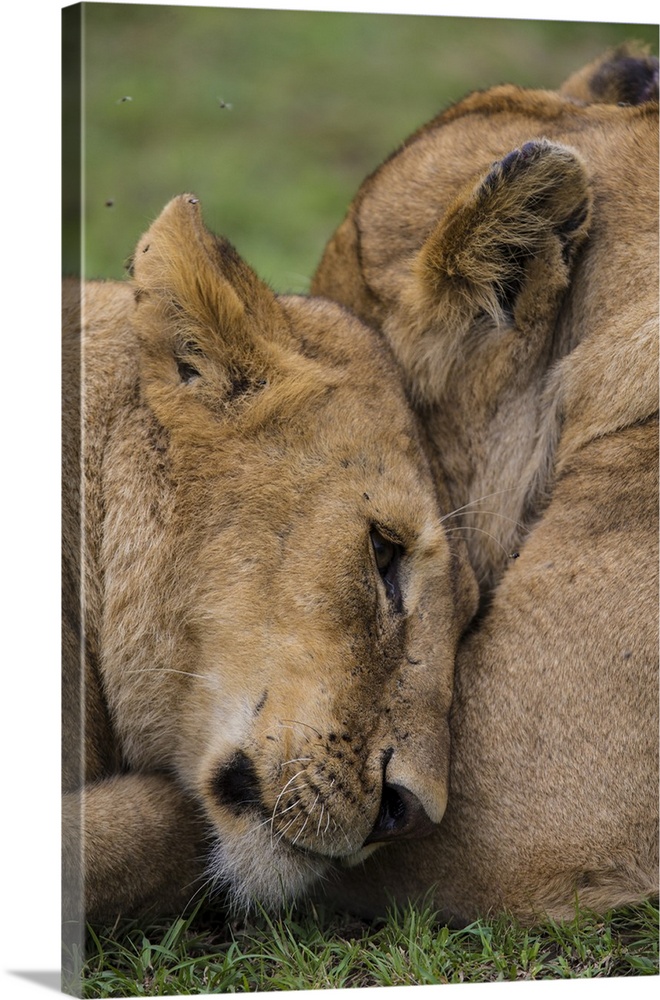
364,782,436,845
212,750,263,815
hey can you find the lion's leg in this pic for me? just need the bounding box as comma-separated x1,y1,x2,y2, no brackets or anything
63,772,209,925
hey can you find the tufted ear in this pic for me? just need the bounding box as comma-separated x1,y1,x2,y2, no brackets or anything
131,194,289,429
559,43,659,106
397,140,592,402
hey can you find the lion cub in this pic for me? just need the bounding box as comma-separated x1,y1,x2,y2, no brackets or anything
62,195,478,928
312,45,659,922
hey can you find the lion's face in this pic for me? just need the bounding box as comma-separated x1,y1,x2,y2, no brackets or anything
182,359,466,907
97,196,477,910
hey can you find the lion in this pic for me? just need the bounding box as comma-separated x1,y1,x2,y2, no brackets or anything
62,194,479,930
311,45,659,923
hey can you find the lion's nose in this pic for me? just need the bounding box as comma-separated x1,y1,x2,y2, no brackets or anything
363,782,437,845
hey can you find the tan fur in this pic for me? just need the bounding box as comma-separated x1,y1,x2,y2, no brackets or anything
312,47,659,922
62,195,479,924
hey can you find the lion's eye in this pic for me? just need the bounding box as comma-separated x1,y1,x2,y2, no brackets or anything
370,528,404,613
371,530,396,572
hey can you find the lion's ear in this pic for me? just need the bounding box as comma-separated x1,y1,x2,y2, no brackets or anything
416,140,592,329
399,140,592,402
130,195,287,421
559,43,659,106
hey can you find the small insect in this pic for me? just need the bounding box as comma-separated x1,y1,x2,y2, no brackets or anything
116,95,133,104
509,551,520,560
105,199,114,208
217,98,233,110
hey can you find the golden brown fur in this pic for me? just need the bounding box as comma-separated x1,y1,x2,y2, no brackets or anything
312,46,659,923
62,195,479,925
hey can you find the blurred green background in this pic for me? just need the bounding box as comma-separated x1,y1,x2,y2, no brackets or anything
63,3,658,292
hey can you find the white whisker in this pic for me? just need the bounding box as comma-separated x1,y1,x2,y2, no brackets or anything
445,508,528,531
279,718,323,739
274,814,301,846
291,797,316,847
256,791,305,831
445,525,513,557
440,487,518,524
316,804,325,839
125,668,209,681
184,871,214,909
270,768,307,846
334,819,352,850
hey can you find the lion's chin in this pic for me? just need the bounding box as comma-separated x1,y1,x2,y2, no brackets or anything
206,824,332,913
339,843,383,867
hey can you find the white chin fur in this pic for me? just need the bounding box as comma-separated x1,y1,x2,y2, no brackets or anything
207,823,331,912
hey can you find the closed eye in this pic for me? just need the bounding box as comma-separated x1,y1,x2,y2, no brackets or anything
370,527,404,613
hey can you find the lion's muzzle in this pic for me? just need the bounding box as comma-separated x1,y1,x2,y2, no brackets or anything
212,745,438,854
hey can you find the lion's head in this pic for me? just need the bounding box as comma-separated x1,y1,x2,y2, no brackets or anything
306,47,658,923
312,44,658,595
82,195,477,911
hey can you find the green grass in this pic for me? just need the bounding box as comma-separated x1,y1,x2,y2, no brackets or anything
65,4,658,292
80,897,658,995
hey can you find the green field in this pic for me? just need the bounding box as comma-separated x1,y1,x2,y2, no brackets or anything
80,896,658,995
65,4,658,292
